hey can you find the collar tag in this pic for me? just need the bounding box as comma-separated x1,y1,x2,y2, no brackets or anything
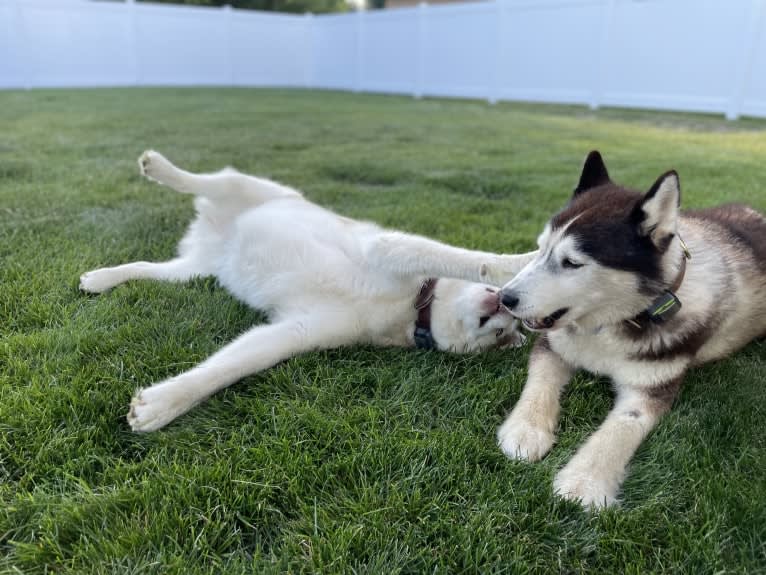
678,235,692,260
414,326,436,350
647,291,682,323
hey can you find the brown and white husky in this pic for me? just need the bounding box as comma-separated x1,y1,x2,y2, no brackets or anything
496,151,766,507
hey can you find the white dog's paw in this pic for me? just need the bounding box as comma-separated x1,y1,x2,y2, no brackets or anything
138,150,175,184
127,385,183,432
479,262,503,287
79,268,119,293
507,325,527,348
553,465,619,509
497,415,554,462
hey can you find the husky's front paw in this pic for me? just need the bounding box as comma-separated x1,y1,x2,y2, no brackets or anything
128,385,183,432
497,415,554,461
79,268,119,293
553,464,619,509
138,150,175,184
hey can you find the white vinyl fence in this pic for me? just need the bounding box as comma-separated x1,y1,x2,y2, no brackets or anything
2,0,766,119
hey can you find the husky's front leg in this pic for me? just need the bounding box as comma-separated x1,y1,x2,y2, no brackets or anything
553,378,682,508
497,336,573,461
128,316,355,432
368,231,537,286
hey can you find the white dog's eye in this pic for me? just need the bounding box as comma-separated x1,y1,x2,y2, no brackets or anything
496,328,504,337
479,315,491,327
561,257,584,269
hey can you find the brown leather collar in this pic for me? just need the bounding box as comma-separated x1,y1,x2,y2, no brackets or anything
414,278,438,349
626,237,691,329
668,250,688,293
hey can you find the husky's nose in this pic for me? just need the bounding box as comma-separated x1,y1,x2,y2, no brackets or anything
501,290,519,311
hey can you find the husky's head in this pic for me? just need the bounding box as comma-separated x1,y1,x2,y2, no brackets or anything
429,279,526,352
501,151,684,332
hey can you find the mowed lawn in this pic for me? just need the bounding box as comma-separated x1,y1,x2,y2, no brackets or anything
1,88,765,574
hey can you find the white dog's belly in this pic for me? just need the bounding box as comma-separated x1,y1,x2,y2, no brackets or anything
204,201,409,318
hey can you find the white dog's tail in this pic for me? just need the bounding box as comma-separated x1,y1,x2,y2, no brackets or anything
137,150,302,207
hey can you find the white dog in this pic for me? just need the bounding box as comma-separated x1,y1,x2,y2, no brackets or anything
80,151,536,432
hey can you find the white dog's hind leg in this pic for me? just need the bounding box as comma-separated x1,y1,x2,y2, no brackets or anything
367,231,537,286
553,380,681,508
138,150,301,205
79,258,200,293
127,316,356,432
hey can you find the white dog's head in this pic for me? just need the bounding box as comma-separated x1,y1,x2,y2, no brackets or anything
428,279,526,353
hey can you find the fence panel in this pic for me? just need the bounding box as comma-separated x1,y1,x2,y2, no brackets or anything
230,11,310,86
421,2,495,99
601,0,748,114
0,2,27,88
497,0,604,106
2,0,766,119
739,0,766,118
359,7,419,94
135,3,229,85
10,0,134,87
312,14,357,90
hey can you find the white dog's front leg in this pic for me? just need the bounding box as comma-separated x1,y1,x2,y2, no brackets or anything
497,335,573,461
367,231,537,285
553,379,682,508
128,316,355,432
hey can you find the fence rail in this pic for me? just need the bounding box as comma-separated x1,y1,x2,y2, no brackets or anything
2,0,766,119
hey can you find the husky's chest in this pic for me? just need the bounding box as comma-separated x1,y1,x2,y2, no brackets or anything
547,327,689,388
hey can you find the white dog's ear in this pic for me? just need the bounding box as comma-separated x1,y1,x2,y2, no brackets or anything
573,150,611,196
634,170,680,250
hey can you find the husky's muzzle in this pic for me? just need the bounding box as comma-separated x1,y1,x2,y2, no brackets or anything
501,289,569,331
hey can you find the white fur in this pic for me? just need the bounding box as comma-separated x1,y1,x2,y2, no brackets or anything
81,151,536,432
497,345,571,461
491,163,766,509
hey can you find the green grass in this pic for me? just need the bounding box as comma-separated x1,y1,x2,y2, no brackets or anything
1,88,765,574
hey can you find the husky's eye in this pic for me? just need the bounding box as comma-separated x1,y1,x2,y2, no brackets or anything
561,257,583,269
496,328,504,337
479,315,491,327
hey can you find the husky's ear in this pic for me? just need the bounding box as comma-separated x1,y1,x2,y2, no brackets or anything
573,150,611,196
634,170,681,249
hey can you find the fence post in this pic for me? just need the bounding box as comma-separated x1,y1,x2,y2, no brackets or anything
354,9,366,92
12,0,31,89
304,12,314,89
414,2,427,99
223,4,234,85
590,0,615,110
726,0,765,120
127,0,139,86
488,0,504,104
